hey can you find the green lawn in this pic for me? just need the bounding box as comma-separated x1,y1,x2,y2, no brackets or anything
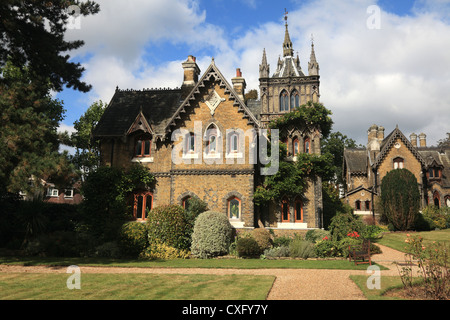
0,273,275,300
349,275,407,300
0,255,385,270
376,229,450,252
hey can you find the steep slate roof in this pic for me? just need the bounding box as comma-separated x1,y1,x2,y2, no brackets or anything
343,148,368,174
419,147,450,188
372,126,426,169
93,88,182,139
164,60,260,133
93,59,261,140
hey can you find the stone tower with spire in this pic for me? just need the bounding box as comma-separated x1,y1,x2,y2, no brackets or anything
258,11,320,127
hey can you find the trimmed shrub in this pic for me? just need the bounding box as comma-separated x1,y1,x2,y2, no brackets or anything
190,211,233,259
380,168,420,231
147,205,189,251
420,205,449,230
328,212,365,241
119,221,148,257
141,240,190,260
289,239,316,259
252,228,273,252
272,235,292,248
263,246,290,258
236,237,261,258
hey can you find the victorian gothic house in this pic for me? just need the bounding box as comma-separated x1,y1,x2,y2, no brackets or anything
93,16,323,232
343,126,450,215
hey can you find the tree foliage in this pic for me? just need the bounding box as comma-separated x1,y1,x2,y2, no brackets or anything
80,165,155,241
0,0,100,92
380,168,420,231
0,1,99,195
253,102,334,206
0,62,76,194
62,100,106,179
321,131,360,184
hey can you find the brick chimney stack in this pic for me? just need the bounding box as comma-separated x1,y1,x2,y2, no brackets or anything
231,68,246,101
367,124,380,151
410,133,418,147
419,133,427,147
181,55,200,100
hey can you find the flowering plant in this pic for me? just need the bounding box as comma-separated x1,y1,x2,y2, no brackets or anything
347,231,360,238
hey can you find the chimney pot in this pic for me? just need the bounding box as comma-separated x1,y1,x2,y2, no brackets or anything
410,133,418,147
231,68,246,101
419,133,427,147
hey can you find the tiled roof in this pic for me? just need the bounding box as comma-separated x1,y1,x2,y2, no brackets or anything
344,148,368,173
92,88,182,138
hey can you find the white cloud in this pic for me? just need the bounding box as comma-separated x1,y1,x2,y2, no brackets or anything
63,0,450,147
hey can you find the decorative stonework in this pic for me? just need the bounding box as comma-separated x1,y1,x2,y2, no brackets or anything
205,89,225,115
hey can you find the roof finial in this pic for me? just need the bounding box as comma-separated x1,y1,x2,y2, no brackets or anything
284,8,288,25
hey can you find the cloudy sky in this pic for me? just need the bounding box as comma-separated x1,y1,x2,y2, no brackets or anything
58,0,450,147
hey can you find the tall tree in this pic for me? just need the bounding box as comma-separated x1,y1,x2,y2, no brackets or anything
0,0,99,92
321,131,360,185
67,100,106,180
0,1,99,195
0,62,76,194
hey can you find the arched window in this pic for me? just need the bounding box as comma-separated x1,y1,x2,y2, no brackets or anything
135,136,151,157
304,137,311,154
184,132,197,154
433,191,440,208
281,197,290,222
445,196,450,208
294,197,303,222
290,90,300,110
355,200,361,211
293,137,300,156
182,196,192,211
134,192,153,221
228,131,239,153
393,157,404,169
228,197,241,220
365,200,371,211
279,90,289,112
206,125,218,154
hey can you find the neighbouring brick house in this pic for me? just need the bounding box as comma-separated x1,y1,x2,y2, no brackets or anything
343,125,450,215
92,17,324,231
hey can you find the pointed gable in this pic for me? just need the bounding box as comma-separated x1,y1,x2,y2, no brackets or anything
164,59,260,133
372,126,425,169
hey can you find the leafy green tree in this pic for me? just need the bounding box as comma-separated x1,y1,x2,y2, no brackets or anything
254,101,334,206
64,100,106,180
0,62,76,195
0,0,99,92
321,131,360,184
0,1,99,195
80,164,155,241
380,168,420,231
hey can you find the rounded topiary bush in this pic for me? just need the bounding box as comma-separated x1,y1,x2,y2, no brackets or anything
236,237,261,258
147,205,189,251
252,228,273,252
190,211,233,259
119,221,148,257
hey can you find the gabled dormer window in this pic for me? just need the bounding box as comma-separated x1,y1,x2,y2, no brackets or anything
135,136,151,157
428,167,441,179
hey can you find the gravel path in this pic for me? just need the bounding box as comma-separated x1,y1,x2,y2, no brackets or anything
0,244,411,300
